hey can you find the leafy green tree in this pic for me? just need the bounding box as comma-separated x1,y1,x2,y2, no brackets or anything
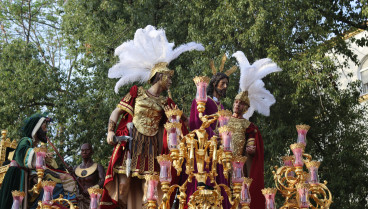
60,1,368,208
0,0,66,137
0,0,367,208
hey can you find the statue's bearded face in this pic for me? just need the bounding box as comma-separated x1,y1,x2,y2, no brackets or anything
36,121,48,143
214,78,228,98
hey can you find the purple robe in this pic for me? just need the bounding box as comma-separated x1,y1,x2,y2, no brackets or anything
189,97,224,134
186,97,230,209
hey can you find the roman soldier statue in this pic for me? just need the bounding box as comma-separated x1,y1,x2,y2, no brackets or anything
229,51,281,209
100,25,204,209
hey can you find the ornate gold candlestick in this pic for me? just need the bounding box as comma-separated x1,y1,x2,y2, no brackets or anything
155,87,249,209
239,177,252,209
88,187,103,209
193,76,210,117
30,146,47,195
272,125,332,209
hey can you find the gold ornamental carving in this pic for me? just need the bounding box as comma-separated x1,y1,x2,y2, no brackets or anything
217,110,232,117
41,180,57,187
296,124,311,131
11,190,25,197
88,187,103,195
272,125,332,209
261,188,277,195
305,161,321,169
193,76,210,85
165,108,183,118
218,125,234,134
164,122,182,130
157,154,171,163
290,143,305,151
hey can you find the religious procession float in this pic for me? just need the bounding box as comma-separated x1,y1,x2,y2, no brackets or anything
0,25,332,209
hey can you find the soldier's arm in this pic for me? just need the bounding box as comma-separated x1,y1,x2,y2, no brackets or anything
97,164,106,188
107,107,124,145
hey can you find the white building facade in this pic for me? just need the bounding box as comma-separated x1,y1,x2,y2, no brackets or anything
334,29,368,103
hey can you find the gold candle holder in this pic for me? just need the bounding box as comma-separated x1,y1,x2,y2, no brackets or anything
193,76,210,117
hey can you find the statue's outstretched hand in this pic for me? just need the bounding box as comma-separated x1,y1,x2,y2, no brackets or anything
164,104,177,112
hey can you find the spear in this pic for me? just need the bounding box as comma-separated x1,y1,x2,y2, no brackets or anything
46,137,89,197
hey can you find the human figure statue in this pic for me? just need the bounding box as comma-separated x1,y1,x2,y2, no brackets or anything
100,25,203,209
74,143,105,209
188,55,237,209
230,51,282,209
228,93,265,209
0,113,51,209
189,54,237,134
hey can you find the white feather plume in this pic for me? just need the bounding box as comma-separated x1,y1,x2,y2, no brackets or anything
232,51,281,119
109,25,205,93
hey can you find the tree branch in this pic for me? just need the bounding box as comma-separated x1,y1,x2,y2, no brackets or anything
317,7,368,30
26,102,55,107
27,0,32,44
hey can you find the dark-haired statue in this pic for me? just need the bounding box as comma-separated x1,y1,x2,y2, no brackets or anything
187,54,237,209
189,54,237,134
189,71,229,134
0,113,51,209
74,143,105,209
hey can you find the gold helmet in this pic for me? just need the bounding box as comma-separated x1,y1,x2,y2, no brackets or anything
148,62,174,83
235,91,250,107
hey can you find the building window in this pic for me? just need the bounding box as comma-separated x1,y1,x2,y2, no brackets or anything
360,57,368,95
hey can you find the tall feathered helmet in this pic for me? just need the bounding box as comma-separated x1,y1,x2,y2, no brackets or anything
21,112,51,142
232,51,282,119
108,25,205,93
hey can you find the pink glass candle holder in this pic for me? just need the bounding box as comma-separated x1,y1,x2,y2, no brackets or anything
41,180,56,206
262,188,277,209
9,160,18,167
164,122,181,150
219,126,234,152
296,183,310,208
296,124,310,146
290,143,305,167
34,147,47,169
232,156,247,183
88,187,103,209
217,110,232,127
282,156,295,177
240,178,252,204
145,175,159,201
306,161,320,185
157,154,172,183
193,76,210,103
11,191,25,209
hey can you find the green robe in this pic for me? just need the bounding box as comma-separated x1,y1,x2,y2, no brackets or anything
0,137,34,209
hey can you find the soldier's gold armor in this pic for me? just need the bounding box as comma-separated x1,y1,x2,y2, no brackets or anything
115,86,168,179
228,117,251,156
132,87,166,136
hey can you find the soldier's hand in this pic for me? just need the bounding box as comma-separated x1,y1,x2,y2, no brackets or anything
246,145,256,155
66,166,74,174
107,131,116,145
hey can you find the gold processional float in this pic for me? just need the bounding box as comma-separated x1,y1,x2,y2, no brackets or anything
271,124,333,209
4,76,333,209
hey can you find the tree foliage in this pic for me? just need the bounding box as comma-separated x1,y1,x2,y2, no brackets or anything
1,0,367,208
